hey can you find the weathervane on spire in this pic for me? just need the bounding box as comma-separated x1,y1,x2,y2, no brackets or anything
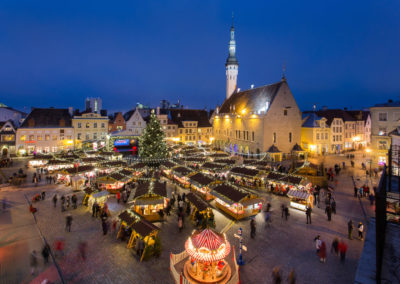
282,62,286,81
232,12,234,28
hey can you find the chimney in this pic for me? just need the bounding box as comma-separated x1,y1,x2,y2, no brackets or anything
68,107,73,117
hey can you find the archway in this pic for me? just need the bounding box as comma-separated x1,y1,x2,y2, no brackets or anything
1,147,8,157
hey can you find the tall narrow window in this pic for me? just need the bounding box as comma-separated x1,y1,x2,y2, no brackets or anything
289,132,292,143
252,132,255,141
284,109,288,116
273,133,276,143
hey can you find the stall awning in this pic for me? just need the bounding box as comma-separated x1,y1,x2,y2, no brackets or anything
240,198,264,207
186,192,209,212
134,197,164,206
210,190,235,206
91,190,109,199
287,189,310,200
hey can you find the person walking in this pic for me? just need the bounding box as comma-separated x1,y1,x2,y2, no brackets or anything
331,238,339,256
61,195,65,212
65,214,73,232
319,241,327,263
78,241,87,261
272,266,282,284
72,194,77,209
41,244,50,264
331,199,336,214
52,194,57,208
325,205,332,221
66,196,70,209
30,250,38,275
284,206,289,221
265,211,271,227
306,206,312,224
358,222,364,240
338,240,348,263
102,219,108,235
2,197,7,211
353,186,358,198
250,219,256,238
117,191,121,203
314,235,321,254
92,201,97,217
281,204,285,218
348,220,354,240
178,216,183,232
288,269,296,284
41,191,45,200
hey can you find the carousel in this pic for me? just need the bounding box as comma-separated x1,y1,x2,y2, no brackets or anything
184,229,231,284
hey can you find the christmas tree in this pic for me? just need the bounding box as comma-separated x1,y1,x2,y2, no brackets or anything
139,109,168,163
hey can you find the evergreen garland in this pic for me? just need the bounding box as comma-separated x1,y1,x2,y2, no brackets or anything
139,110,169,163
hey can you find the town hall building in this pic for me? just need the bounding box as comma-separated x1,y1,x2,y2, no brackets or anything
212,22,302,158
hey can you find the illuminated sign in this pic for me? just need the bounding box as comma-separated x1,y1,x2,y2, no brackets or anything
114,139,130,146
25,141,36,144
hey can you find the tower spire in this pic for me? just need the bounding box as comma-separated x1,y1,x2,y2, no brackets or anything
281,62,286,81
225,17,239,99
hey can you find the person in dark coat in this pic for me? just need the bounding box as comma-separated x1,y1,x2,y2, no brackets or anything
348,219,354,240
331,199,336,214
92,201,97,217
102,219,108,235
250,218,256,238
325,205,332,221
284,207,289,220
306,206,312,224
72,194,78,209
41,244,50,264
65,214,73,232
52,194,57,208
331,238,339,256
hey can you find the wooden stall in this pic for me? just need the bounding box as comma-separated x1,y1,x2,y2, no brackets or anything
132,180,169,222
187,172,217,200
171,166,195,188
28,154,53,168
129,162,147,180
45,159,74,172
88,190,109,209
265,172,311,196
96,172,132,193
56,165,95,185
160,161,177,178
229,167,264,189
186,192,215,229
210,184,262,220
201,162,229,178
287,189,314,211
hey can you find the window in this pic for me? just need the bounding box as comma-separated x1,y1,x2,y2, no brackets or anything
289,132,292,143
77,133,81,140
316,133,319,140
86,133,90,140
93,133,97,140
86,122,90,128
273,133,276,143
52,135,57,141
243,131,245,140
45,135,50,141
29,135,34,141
132,122,136,126
20,135,26,141
180,129,183,134
378,127,387,136
78,123,82,128
378,112,387,121
325,133,328,140
238,131,241,139
284,109,288,116
378,140,388,150
94,123,97,128
252,131,255,141
333,136,336,142
101,123,105,128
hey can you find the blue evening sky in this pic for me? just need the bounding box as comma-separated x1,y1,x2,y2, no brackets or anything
0,0,399,113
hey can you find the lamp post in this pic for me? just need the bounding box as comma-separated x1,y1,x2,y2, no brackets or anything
234,227,246,266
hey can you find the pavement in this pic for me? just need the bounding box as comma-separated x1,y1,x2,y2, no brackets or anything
0,153,378,284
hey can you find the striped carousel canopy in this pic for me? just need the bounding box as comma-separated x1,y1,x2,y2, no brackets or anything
185,229,231,262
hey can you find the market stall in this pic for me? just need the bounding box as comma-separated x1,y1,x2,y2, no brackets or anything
71,175,86,191
95,172,131,193
287,189,313,211
184,157,207,169
117,209,160,261
201,162,229,178
56,165,95,185
210,184,262,220
159,161,177,178
132,180,169,221
229,167,264,189
188,172,217,200
186,192,215,228
265,172,311,196
28,154,53,168
88,190,109,210
129,162,147,180
45,159,74,172
171,166,195,188
98,160,127,174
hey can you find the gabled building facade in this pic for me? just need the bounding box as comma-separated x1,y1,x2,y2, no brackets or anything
301,113,330,154
0,120,16,157
72,111,109,149
16,108,74,155
108,112,126,133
